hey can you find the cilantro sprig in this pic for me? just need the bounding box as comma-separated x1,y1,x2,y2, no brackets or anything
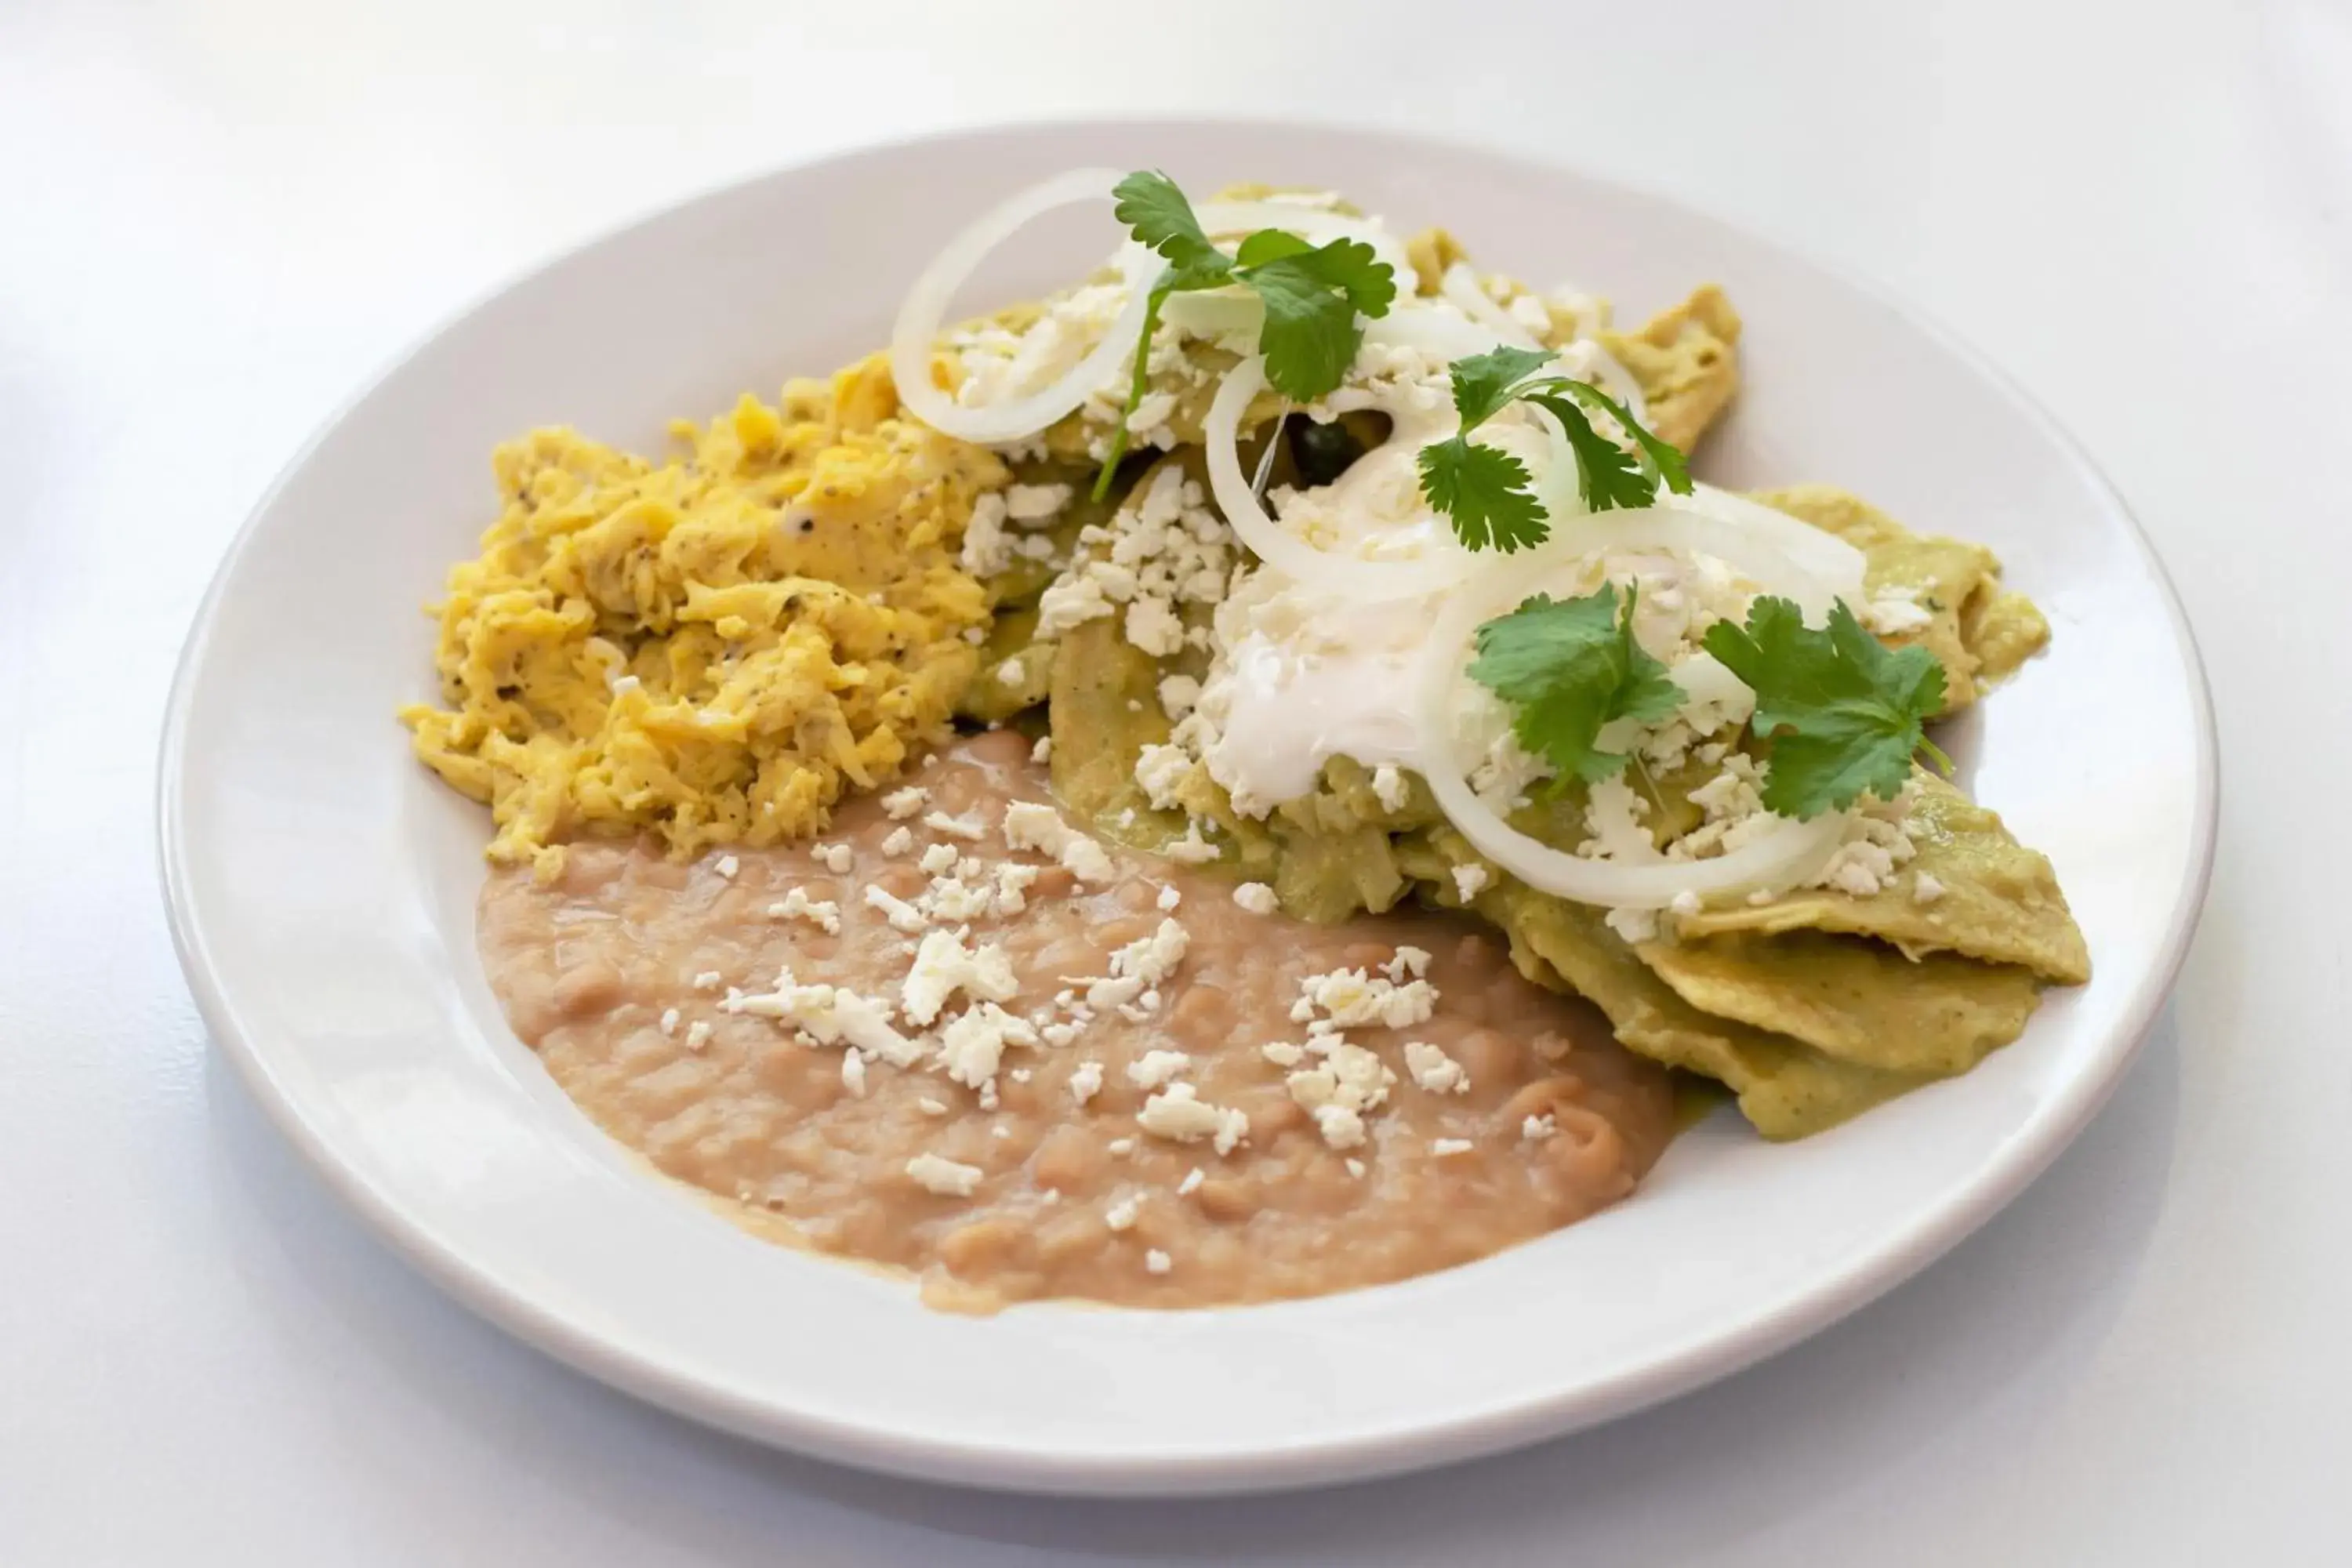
1468,583,1683,785
1093,171,1396,498
1701,597,1952,819
1417,344,1693,553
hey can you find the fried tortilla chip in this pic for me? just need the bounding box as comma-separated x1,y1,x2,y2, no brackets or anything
1750,485,2012,714
1391,829,1925,1138
1482,879,1926,1138
1602,285,1742,453
1961,589,2051,685
1676,774,2090,984
1635,929,2042,1077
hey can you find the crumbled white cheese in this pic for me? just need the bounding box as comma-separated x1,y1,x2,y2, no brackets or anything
1403,1040,1470,1094
1287,1040,1396,1123
1133,742,1192,811
683,1021,713,1052
1290,966,1439,1030
816,843,855,874
1312,1105,1367,1150
1144,1249,1173,1276
766,888,842,934
1107,1137,1135,1156
992,862,1040,916
1075,917,1189,1012
1104,1194,1140,1232
1451,864,1490,902
1002,800,1117,884
1522,1114,1558,1143
1069,1059,1105,1106
881,787,928,821
1605,906,1661,944
1156,884,1181,912
1004,481,1072,522
1809,808,1920,898
1160,820,1221,865
840,1051,867,1096
1860,583,1936,636
1137,1083,1248,1153
862,884,929,935
1232,881,1277,916
713,855,739,880
1371,764,1410,812
1030,735,1053,764
1036,572,1116,637
958,491,1013,577
692,971,724,991
1913,872,1947,905
1125,1049,1192,1090
918,1096,949,1116
920,875,996,925
1177,1168,1204,1196
1260,1040,1305,1068
1669,889,1704,918
1381,947,1432,982
902,928,1019,1026
924,810,985,842
1124,597,1186,658
1157,673,1201,720
936,1002,1038,1092
725,971,923,1066
1432,1138,1475,1157
918,842,960,876
906,1152,982,1197
658,1007,680,1038
1345,1157,1367,1179
880,826,915,857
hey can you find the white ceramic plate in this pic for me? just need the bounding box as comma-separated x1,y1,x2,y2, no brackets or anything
159,119,2215,1496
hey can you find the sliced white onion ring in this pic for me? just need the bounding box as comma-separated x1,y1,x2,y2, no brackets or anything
1361,303,1520,361
1207,358,1553,603
1159,287,1262,343
889,167,1159,446
1676,485,1870,603
1439,263,1541,348
1414,562,1852,909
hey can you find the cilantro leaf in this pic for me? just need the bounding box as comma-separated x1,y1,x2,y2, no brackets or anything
1419,345,1695,549
1232,228,1313,267
1468,584,1682,782
1416,437,1550,553
1445,344,1557,427
1111,170,1231,285
1094,175,1397,494
1544,380,1692,499
1700,597,1951,818
1265,235,1399,319
1244,237,1397,399
1524,392,1657,513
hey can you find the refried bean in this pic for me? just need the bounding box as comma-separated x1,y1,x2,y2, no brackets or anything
478,731,1676,1310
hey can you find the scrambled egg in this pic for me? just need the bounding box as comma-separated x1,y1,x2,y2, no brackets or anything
401,354,1006,875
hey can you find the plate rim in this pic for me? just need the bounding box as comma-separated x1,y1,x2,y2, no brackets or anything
155,113,2220,1494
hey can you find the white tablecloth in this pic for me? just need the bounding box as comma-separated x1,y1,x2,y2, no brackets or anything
5,2,2343,1561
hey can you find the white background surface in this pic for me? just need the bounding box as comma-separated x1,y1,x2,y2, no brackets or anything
2,1,2343,1562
